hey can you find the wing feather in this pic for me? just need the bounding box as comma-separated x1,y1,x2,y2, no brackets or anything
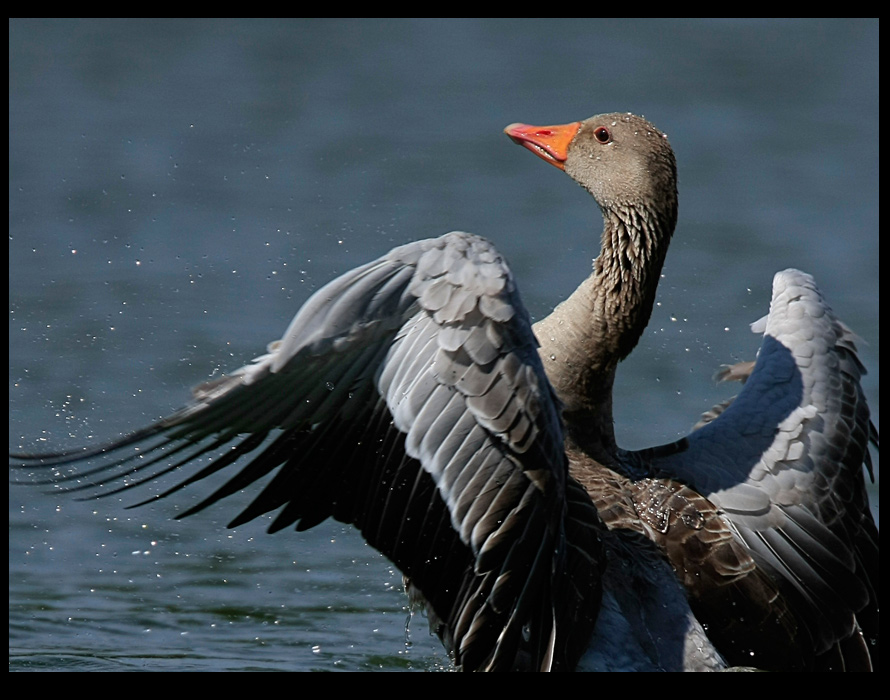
641,269,879,669
11,231,602,671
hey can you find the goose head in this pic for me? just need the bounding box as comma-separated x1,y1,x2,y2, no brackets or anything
505,112,678,236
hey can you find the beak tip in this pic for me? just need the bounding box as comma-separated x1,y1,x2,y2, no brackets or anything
503,123,526,141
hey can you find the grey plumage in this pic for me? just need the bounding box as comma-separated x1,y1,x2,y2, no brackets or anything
11,113,878,671
643,270,879,666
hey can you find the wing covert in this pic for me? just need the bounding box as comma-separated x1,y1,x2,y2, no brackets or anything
12,231,599,671
641,269,879,667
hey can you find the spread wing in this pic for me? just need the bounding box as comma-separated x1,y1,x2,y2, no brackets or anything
11,231,603,671
638,269,879,670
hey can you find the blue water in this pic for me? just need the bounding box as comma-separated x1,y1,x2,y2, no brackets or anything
9,19,879,671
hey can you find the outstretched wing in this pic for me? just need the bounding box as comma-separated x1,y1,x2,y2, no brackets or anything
639,269,879,670
11,231,602,671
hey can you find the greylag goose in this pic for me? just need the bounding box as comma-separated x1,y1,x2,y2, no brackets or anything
10,112,879,671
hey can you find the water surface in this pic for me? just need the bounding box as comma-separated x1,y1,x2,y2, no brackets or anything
10,19,879,671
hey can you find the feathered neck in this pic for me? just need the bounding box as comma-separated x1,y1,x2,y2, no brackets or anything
533,198,676,464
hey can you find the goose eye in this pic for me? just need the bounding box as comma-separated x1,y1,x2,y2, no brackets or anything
593,126,612,144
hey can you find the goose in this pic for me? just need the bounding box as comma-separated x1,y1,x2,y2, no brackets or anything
10,112,879,671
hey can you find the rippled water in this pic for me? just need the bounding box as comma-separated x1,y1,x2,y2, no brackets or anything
10,19,878,671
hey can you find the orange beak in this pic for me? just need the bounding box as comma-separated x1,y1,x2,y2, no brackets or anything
504,121,582,171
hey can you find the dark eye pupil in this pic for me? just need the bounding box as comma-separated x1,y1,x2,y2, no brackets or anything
594,127,611,143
